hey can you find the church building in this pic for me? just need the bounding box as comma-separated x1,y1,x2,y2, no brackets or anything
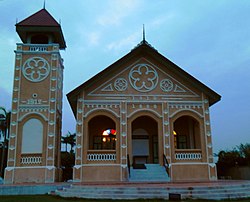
5,8,221,183
67,39,221,182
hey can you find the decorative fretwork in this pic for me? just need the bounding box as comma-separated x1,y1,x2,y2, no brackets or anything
175,152,202,160
20,156,42,164
87,153,116,161
19,105,49,112
29,46,48,52
160,79,174,92
169,102,203,109
114,78,128,91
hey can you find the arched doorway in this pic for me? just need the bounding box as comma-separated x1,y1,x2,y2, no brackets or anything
173,115,201,149
131,116,158,166
88,115,116,150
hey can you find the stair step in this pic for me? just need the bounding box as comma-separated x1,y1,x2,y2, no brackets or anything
129,164,170,182
56,183,250,200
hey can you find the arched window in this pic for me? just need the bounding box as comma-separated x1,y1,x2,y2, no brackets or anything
88,115,116,150
173,116,201,149
22,118,43,153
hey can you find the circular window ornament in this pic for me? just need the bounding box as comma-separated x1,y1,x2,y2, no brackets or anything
32,93,38,98
129,63,158,92
160,79,173,92
114,78,128,91
22,57,50,82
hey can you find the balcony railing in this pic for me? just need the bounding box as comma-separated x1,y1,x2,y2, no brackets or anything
87,150,116,161
20,154,42,164
16,43,59,52
175,149,202,160
29,46,48,52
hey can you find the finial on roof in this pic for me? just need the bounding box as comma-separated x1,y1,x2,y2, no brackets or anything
143,24,146,42
43,0,46,9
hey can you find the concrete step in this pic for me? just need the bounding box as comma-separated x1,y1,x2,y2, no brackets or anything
129,164,170,182
55,181,250,200
60,184,250,194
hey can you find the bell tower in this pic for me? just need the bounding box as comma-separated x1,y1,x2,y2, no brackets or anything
4,8,66,183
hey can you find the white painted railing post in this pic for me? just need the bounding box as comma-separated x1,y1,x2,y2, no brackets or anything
175,152,202,160
87,153,116,161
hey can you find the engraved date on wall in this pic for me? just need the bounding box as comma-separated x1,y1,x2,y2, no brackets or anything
27,99,42,104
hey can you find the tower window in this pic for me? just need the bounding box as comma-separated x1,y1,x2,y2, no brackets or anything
31,34,49,44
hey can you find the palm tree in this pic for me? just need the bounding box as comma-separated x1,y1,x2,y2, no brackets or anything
61,131,76,153
67,132,76,153
61,134,69,152
0,107,11,178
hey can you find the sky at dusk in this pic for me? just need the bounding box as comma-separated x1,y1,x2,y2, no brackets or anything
0,0,249,153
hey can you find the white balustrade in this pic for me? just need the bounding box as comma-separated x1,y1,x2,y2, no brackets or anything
29,46,48,52
175,152,202,160
87,153,116,161
21,156,42,164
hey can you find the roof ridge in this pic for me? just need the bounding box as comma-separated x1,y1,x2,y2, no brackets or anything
132,40,158,52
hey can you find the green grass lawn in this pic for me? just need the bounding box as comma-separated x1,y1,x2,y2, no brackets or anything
0,195,250,202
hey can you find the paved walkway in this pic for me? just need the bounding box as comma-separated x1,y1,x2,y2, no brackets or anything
1,179,249,187
70,180,250,187
1,180,250,198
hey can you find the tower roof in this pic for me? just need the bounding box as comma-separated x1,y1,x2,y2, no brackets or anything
16,8,66,49
16,8,59,26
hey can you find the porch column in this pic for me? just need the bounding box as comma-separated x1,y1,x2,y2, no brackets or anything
120,101,128,181
162,102,171,166
203,96,217,180
73,96,84,182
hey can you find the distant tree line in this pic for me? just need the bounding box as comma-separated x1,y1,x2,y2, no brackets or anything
217,143,250,178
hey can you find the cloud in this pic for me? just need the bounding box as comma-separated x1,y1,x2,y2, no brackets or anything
86,32,101,46
0,87,12,110
149,13,175,29
97,0,140,26
0,34,16,94
106,31,139,53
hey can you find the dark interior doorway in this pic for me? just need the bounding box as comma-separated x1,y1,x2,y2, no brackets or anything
131,116,158,166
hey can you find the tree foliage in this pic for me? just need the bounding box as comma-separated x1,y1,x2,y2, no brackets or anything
61,131,76,152
61,151,75,181
217,143,250,177
237,143,250,162
0,107,11,178
61,131,76,181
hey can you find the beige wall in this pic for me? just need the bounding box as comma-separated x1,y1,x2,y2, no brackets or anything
5,44,64,184
171,164,209,181
77,165,121,182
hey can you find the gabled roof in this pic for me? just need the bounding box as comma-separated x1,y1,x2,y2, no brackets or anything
16,8,66,49
67,41,221,116
16,8,59,27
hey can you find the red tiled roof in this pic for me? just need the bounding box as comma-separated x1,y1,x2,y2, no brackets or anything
17,8,59,27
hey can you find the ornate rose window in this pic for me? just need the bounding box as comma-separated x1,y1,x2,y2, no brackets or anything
22,57,50,82
129,63,158,92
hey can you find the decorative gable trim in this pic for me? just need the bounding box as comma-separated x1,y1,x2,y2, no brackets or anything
87,58,199,99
